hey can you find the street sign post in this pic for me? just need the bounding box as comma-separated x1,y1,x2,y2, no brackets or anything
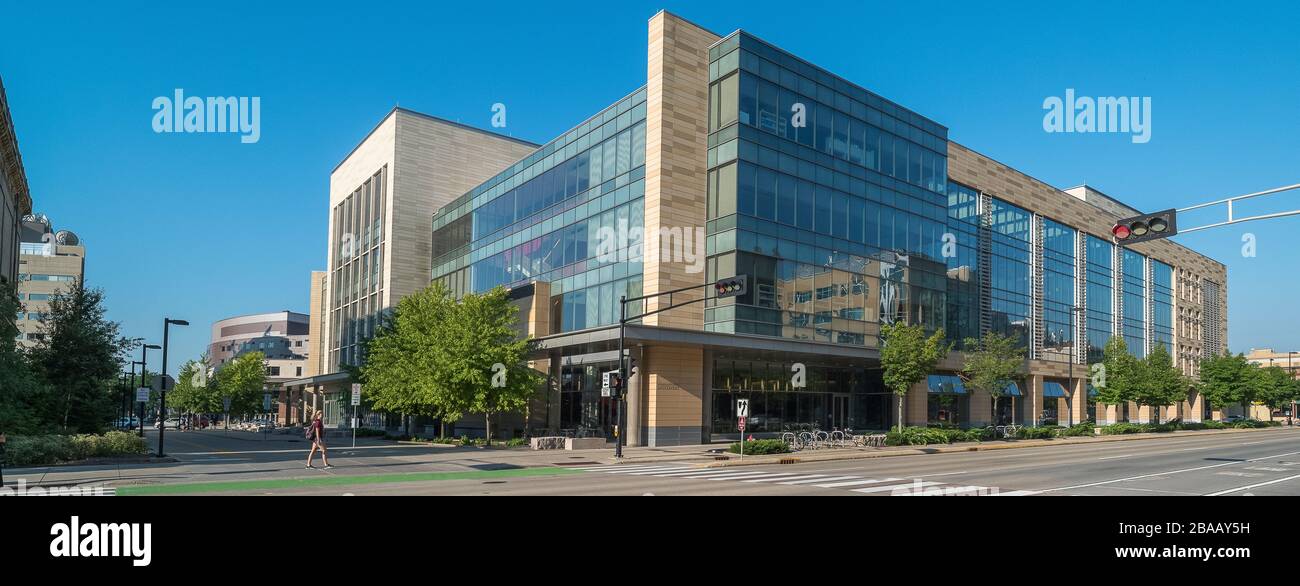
351,383,362,448
738,416,747,458
136,387,150,403
736,399,750,418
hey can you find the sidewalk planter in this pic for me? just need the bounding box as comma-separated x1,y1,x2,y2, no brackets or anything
564,438,606,450
530,437,566,450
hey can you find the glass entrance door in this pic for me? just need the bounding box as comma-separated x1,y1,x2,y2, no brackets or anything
832,394,850,430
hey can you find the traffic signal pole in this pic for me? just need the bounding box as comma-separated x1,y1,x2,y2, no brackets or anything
614,276,748,458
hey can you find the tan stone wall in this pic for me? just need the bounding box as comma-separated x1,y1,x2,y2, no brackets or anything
642,11,717,329
644,344,704,442
322,109,534,374
305,271,326,377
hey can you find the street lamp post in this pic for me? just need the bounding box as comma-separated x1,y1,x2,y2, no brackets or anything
158,318,189,457
1290,352,1297,426
138,344,161,438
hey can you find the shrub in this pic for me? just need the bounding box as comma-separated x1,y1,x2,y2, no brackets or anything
1015,426,1059,440
885,427,952,446
728,439,790,455
1229,419,1277,429
1059,423,1096,437
3,432,147,467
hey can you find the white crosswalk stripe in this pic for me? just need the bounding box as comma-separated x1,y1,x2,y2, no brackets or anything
743,474,828,483
576,465,1035,495
814,477,902,488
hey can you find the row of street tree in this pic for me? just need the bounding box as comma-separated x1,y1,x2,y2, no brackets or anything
166,352,267,420
1,280,133,435
879,323,1300,431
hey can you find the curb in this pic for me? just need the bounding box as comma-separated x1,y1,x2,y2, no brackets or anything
593,426,1295,469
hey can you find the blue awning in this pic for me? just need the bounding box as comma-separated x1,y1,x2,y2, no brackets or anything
1043,381,1068,398
927,375,966,394
1004,382,1022,397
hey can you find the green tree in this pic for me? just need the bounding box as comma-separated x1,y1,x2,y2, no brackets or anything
880,322,950,432
362,283,543,443
361,284,458,435
215,351,267,417
1094,337,1140,415
172,357,218,417
1134,344,1187,424
0,282,50,435
1198,352,1257,419
1256,366,1298,415
435,286,543,444
959,331,1025,426
25,279,131,433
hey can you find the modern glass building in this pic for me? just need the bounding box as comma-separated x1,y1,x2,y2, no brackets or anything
329,11,1229,444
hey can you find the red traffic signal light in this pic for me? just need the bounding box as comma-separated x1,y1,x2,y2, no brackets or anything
714,275,748,298
1112,209,1177,246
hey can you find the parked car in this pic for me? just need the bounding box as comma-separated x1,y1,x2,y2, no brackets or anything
114,416,140,430
1225,414,1246,423
155,417,182,429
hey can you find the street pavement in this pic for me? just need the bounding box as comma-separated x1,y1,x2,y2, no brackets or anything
6,426,1300,495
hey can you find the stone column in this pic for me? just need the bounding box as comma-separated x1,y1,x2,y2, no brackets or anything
1027,374,1044,426
1070,378,1087,425
969,387,993,427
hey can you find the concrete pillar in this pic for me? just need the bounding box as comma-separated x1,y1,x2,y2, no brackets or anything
1027,374,1044,426
905,382,928,427
1070,378,1087,425
699,347,712,444
970,387,992,427
1186,391,1203,423
627,345,645,447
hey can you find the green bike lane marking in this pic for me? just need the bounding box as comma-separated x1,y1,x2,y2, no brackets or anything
115,466,581,495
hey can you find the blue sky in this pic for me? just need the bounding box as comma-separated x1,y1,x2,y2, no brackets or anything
3,0,1299,376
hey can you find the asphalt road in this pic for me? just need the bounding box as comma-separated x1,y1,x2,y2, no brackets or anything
89,426,1300,496
9,427,1299,495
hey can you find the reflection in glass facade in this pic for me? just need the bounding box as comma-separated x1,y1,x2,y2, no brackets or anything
1085,235,1114,363
988,199,1032,348
704,32,949,348
430,88,648,334
1152,260,1173,352
711,355,891,433
330,166,386,368
1041,219,1076,362
1122,249,1147,358
945,182,981,345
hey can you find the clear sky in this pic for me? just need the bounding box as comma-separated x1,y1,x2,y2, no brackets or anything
4,0,1299,376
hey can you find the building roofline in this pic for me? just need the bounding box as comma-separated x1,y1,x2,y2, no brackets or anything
712,29,948,135
0,75,32,216
651,9,725,38
949,140,1226,269
330,106,539,175
212,310,310,325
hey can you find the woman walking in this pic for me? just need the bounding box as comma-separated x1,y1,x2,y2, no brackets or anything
306,411,332,469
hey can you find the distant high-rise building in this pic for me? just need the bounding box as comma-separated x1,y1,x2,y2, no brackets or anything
16,215,84,348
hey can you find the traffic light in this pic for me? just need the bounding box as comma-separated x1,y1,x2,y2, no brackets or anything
714,275,748,298
1112,209,1177,246
627,358,638,379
